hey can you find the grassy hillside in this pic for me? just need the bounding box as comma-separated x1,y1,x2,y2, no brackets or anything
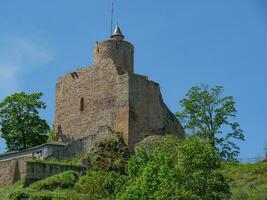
223,162,267,200
1,136,266,200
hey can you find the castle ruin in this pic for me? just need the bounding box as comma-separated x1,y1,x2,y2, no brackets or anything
55,26,184,148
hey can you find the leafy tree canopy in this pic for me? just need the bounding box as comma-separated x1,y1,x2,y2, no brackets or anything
0,92,49,151
176,85,244,161
74,170,124,200
117,135,230,200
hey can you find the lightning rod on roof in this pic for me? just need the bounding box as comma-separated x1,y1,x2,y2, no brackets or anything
110,0,115,35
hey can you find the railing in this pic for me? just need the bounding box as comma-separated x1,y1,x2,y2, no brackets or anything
238,157,265,163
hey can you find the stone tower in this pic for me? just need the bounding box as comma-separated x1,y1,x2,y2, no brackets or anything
55,26,184,148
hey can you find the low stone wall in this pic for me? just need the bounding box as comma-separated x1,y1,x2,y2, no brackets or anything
0,156,32,187
24,161,85,186
52,126,118,160
0,143,66,162
0,127,118,187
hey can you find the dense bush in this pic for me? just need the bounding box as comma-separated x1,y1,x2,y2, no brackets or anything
74,170,125,200
116,136,231,200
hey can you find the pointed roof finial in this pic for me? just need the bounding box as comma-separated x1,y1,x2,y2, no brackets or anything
111,25,124,40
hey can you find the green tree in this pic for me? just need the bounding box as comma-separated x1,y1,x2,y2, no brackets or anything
47,124,56,143
176,85,244,161
117,135,230,200
0,92,49,151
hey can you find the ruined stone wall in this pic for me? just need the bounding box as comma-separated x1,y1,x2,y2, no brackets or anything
55,37,184,148
0,129,117,187
55,59,129,143
52,126,119,159
0,156,32,187
55,62,184,147
128,74,184,148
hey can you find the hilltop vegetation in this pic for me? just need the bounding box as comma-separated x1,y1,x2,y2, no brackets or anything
0,135,266,200
0,85,262,199
1,162,267,200
0,135,231,200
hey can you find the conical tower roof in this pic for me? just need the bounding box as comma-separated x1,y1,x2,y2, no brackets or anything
111,25,124,40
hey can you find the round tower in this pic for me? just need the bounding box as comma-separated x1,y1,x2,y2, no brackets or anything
93,26,134,74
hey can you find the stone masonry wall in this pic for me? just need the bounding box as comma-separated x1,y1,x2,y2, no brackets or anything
52,126,119,160
0,128,116,188
55,59,129,143
128,74,184,148
55,60,184,147
0,156,32,187
93,39,134,74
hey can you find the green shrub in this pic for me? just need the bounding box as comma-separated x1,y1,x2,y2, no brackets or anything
74,169,125,200
117,136,230,200
47,125,56,143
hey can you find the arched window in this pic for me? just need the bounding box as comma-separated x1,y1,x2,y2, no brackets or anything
57,124,62,135
80,97,84,111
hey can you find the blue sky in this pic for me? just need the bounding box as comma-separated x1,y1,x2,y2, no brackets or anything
0,0,266,159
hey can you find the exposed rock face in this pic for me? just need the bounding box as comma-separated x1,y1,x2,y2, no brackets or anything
55,27,184,148
135,135,164,152
82,133,131,174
